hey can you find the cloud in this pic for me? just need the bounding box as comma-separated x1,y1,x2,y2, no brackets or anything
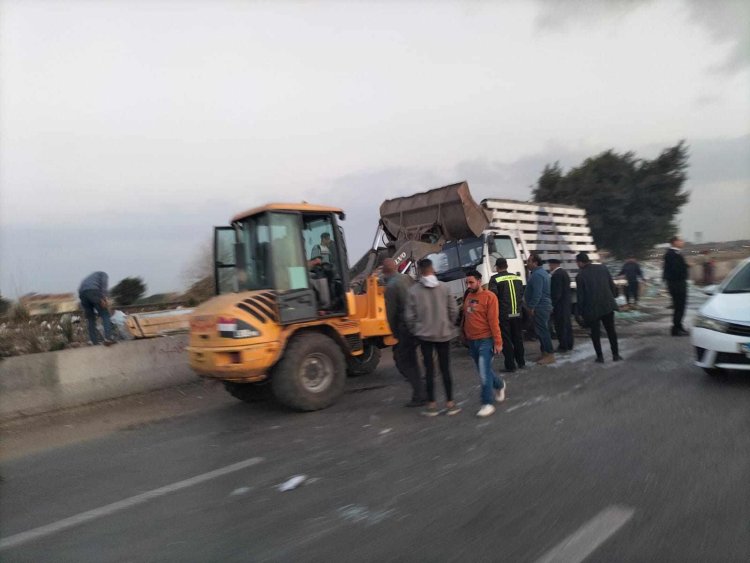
534,0,653,32
686,134,750,184
534,0,750,74
685,0,750,74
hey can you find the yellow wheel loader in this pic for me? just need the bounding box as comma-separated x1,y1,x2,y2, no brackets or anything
187,203,397,411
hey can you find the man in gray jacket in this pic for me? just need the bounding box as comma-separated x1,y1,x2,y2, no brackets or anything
406,259,460,417
382,258,426,407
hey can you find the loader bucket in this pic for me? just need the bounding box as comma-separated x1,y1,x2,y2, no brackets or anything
379,181,489,244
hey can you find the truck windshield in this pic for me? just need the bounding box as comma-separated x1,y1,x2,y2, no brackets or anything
427,236,484,275
490,235,517,259
235,212,309,292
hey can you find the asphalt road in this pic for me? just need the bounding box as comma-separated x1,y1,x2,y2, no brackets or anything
2,296,749,562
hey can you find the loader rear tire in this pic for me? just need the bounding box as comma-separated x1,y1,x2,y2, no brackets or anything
271,332,346,411
346,341,381,376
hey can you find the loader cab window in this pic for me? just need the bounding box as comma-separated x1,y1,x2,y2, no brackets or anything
235,212,309,292
214,226,238,294
303,214,346,313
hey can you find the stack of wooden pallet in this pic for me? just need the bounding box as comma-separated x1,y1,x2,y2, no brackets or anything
125,308,194,339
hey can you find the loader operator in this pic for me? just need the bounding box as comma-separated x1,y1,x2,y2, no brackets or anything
309,233,342,311
311,232,337,267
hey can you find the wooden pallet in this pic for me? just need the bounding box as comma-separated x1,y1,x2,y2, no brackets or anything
126,308,194,339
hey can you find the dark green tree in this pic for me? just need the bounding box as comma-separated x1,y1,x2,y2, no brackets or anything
533,142,690,258
111,277,147,306
0,294,10,317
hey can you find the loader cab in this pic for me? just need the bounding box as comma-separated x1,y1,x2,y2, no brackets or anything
214,205,349,323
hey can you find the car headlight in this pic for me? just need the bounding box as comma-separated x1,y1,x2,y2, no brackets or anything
693,315,728,333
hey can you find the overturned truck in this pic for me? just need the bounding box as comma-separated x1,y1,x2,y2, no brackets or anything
351,181,603,298
349,181,492,289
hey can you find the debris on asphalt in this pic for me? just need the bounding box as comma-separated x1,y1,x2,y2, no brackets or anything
230,487,252,496
278,475,307,492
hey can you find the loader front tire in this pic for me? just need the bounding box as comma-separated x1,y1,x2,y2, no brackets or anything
271,332,346,411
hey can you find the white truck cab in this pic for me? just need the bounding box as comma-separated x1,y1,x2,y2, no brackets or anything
426,231,526,299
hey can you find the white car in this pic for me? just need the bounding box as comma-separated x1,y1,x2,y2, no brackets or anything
692,257,750,376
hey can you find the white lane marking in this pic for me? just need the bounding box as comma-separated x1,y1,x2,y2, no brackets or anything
0,457,264,551
535,505,635,563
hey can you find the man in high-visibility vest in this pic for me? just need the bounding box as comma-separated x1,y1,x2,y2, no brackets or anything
487,258,526,372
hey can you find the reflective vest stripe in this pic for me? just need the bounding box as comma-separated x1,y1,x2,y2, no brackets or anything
493,275,522,316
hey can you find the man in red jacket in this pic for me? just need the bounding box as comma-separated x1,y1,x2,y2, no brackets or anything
463,270,504,417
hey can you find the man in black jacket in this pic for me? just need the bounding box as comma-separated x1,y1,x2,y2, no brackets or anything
619,257,644,306
576,253,622,363
549,259,574,352
382,258,425,407
663,236,689,336
488,258,525,372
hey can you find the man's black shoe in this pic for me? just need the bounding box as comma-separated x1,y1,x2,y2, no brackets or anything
613,354,623,361
672,328,689,337
405,400,426,408
595,356,605,363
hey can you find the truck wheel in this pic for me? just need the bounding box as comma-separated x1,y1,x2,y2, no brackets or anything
223,381,271,403
271,332,346,411
346,341,381,376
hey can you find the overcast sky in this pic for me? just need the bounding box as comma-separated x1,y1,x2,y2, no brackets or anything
1,0,748,296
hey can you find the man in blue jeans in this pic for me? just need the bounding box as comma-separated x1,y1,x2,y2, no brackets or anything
525,254,555,365
78,271,116,346
462,271,504,417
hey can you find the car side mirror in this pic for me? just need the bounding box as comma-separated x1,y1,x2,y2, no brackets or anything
702,284,718,296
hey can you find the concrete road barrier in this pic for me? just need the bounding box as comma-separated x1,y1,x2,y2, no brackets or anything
0,335,195,422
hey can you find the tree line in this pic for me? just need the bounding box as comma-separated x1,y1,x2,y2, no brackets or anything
533,141,690,258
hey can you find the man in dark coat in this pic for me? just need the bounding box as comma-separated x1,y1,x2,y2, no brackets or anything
619,257,644,306
488,258,526,372
663,236,689,336
549,259,574,352
575,253,622,363
382,258,426,407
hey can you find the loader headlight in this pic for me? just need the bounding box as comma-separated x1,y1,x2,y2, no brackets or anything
217,317,260,339
693,315,728,333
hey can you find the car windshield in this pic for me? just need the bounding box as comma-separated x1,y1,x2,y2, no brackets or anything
721,261,750,294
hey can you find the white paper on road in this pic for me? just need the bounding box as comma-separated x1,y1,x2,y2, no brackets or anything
278,475,307,492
